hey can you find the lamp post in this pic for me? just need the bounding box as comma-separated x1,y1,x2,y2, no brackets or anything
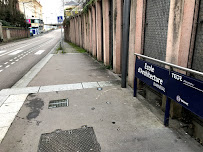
61,0,64,51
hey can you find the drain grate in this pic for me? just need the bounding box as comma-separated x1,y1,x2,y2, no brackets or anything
48,99,69,109
38,127,101,152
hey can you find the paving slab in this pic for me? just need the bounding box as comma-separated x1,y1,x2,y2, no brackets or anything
0,87,39,96
82,82,100,88
0,86,202,152
0,95,9,107
0,112,17,128
39,83,83,93
0,127,9,143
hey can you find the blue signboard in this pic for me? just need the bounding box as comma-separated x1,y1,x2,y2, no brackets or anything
167,71,203,118
135,58,169,95
134,58,203,120
57,16,63,23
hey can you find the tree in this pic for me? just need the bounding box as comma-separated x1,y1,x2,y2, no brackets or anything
0,0,27,27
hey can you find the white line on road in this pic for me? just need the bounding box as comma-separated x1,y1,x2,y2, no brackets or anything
9,50,23,55
4,62,8,65
9,59,13,61
0,70,3,72
0,51,6,54
0,39,43,57
15,59,19,62
14,57,17,59
0,65,2,68
5,65,10,68
11,62,15,65
35,50,45,55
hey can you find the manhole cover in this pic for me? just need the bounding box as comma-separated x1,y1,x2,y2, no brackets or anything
38,127,101,152
48,99,69,109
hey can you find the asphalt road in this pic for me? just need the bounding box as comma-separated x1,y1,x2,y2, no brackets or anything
0,30,61,90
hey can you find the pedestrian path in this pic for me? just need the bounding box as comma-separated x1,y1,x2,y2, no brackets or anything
0,80,118,143
0,41,202,152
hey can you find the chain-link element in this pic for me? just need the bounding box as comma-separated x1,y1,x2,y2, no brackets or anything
144,0,170,62
38,127,101,152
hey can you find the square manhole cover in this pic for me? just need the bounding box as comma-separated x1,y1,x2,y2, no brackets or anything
38,127,101,152
48,99,69,109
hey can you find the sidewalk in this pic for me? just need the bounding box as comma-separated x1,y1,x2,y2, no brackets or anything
0,42,202,152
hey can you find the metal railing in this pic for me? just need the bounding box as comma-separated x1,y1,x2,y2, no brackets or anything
134,53,203,126
134,53,203,77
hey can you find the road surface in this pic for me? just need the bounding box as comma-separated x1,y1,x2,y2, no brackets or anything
0,30,61,90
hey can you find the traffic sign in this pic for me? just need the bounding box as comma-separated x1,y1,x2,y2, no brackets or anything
57,16,63,23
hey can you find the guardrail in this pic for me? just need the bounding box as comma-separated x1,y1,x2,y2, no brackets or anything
135,53,203,77
134,53,203,126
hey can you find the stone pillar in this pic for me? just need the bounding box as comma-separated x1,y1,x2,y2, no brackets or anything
88,9,92,54
0,22,3,41
96,1,102,61
113,0,122,74
6,28,11,40
84,15,87,50
128,0,144,87
79,16,82,47
102,0,110,65
92,5,97,57
165,0,196,118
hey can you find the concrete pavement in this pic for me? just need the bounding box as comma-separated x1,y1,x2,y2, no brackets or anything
0,41,202,152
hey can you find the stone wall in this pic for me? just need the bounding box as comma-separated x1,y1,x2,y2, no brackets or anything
0,24,30,42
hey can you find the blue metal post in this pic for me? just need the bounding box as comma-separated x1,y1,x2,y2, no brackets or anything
134,56,138,97
134,77,137,97
164,97,171,126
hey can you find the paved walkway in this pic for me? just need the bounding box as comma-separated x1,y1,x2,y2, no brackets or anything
0,41,202,152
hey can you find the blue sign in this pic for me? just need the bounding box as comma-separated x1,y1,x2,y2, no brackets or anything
167,71,203,118
135,58,169,95
57,16,63,22
134,58,203,119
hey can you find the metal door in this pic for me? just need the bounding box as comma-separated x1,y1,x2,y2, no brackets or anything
192,0,203,80
143,0,170,61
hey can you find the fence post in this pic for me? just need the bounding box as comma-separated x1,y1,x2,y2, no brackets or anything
0,22,3,42
164,97,171,126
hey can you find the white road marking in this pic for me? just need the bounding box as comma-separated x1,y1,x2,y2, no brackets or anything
0,51,6,54
15,59,19,62
9,59,13,61
5,65,10,68
35,50,45,55
4,62,8,65
11,62,15,65
14,57,17,59
20,57,23,59
0,65,2,68
0,70,3,72
0,39,43,57
9,50,23,55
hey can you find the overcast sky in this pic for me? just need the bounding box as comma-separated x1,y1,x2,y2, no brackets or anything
39,0,68,24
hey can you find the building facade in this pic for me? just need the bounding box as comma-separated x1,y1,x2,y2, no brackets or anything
18,0,44,34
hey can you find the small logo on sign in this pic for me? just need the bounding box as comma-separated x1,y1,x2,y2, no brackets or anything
176,95,189,106
176,95,181,102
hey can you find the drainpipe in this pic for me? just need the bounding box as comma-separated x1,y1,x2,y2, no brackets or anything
121,0,131,88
